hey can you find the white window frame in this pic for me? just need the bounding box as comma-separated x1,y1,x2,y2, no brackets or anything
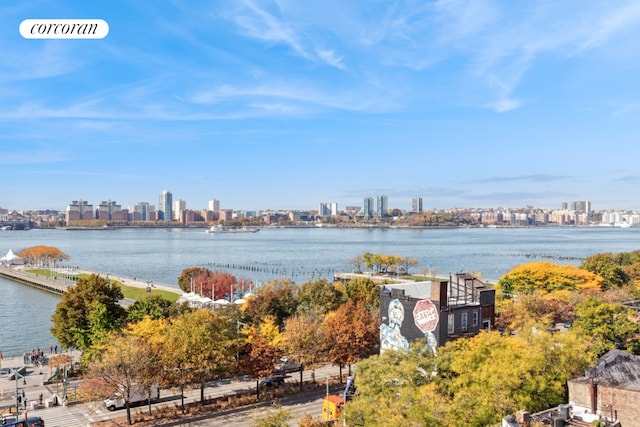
448,313,455,334
461,312,468,332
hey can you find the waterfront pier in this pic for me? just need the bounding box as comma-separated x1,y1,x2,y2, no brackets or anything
0,266,67,295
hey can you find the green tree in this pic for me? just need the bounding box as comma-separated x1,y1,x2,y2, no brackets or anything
347,341,442,427
580,253,629,289
251,403,291,427
572,296,640,356
51,274,126,351
336,278,380,310
296,279,344,315
126,295,175,322
436,330,591,426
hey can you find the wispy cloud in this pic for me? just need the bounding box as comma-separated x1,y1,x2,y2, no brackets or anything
228,0,346,69
476,174,570,184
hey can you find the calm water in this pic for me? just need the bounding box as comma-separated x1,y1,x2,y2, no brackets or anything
1,226,639,356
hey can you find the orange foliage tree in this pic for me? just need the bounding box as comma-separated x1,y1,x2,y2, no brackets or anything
18,245,70,267
321,300,380,378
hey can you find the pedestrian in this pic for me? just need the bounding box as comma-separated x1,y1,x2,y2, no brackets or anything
23,397,27,410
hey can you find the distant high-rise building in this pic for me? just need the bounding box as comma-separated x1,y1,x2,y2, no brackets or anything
96,200,122,220
65,199,93,222
376,195,388,218
208,199,220,212
158,190,173,222
570,201,591,213
174,199,187,222
318,202,337,216
561,202,568,210
363,197,374,218
130,202,153,221
412,197,423,213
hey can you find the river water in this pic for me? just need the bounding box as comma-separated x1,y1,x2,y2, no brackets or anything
1,226,639,356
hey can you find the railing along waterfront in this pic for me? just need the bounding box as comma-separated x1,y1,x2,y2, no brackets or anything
0,266,68,295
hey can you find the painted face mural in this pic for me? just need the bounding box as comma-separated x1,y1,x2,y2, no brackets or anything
380,299,409,352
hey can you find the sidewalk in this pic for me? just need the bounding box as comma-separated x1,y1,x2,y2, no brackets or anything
0,349,82,419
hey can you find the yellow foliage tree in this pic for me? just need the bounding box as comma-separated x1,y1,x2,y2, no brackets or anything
497,261,603,297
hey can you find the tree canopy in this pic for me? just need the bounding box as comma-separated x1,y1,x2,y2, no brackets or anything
496,261,604,296
18,245,70,267
51,274,126,352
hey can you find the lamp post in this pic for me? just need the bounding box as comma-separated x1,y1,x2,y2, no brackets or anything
12,368,25,415
236,321,247,364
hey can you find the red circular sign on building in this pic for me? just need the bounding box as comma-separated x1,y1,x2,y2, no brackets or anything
413,299,439,333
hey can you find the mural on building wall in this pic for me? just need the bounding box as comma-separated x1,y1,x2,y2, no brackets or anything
412,299,439,355
380,298,409,351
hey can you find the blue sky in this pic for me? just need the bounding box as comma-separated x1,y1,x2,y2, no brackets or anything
2,1,640,212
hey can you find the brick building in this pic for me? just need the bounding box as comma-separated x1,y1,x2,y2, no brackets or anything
379,273,495,353
566,350,640,426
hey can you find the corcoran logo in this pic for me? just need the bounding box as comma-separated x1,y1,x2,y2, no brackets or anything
20,19,109,39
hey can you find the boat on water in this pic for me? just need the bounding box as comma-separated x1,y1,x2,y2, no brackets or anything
206,225,259,234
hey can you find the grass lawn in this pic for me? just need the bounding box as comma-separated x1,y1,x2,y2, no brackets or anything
26,269,180,303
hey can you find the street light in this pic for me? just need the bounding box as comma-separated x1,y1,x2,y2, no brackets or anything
236,321,248,364
12,368,25,415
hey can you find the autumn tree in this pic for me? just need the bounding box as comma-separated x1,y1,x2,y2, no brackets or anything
177,266,215,293
239,317,283,399
51,274,126,352
296,279,344,315
496,290,575,332
321,300,379,378
280,313,325,386
434,330,592,426
244,279,299,328
348,255,364,273
496,261,604,297
85,332,159,425
398,256,419,275
335,278,380,310
347,340,443,427
162,309,236,407
211,270,239,301
18,245,70,267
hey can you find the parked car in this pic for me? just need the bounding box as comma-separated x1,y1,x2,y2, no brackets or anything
0,416,45,427
273,357,303,375
260,376,286,389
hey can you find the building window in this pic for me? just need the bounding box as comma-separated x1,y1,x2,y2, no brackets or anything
448,313,455,334
473,311,479,327
461,312,468,332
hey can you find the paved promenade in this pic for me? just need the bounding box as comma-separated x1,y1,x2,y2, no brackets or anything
0,349,88,426
0,264,183,304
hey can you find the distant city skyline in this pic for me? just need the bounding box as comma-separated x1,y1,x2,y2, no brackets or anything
3,2,640,211
2,194,634,215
